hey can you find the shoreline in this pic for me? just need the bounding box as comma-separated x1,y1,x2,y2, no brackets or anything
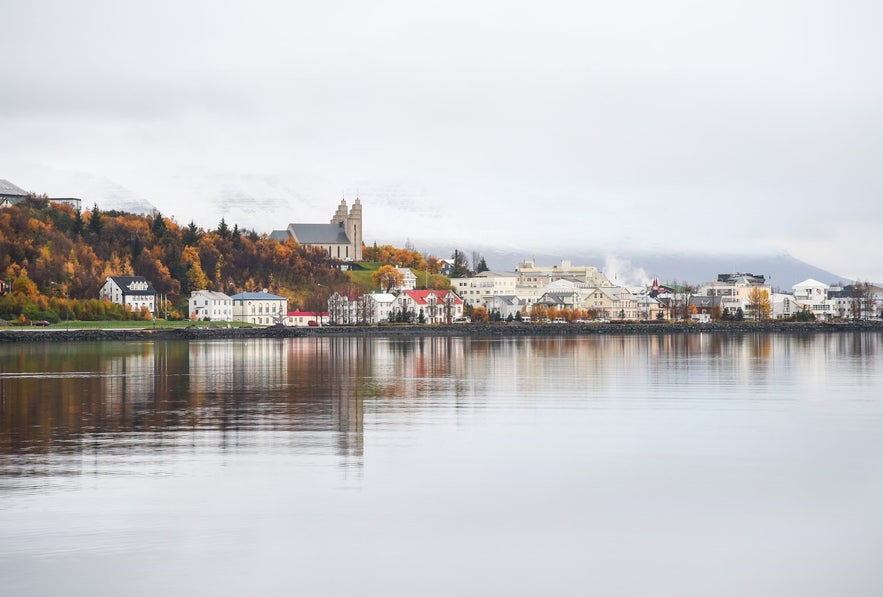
1,320,882,343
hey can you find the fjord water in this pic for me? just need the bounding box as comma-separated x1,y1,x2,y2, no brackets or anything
1,333,882,596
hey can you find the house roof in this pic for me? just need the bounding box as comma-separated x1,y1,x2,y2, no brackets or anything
489,295,521,306
268,230,291,242
289,223,351,245
190,290,231,301
230,291,287,301
0,179,28,197
108,276,156,296
716,272,766,285
793,278,829,289
365,293,397,304
403,289,463,305
288,311,328,317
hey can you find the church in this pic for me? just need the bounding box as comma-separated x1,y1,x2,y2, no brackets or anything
269,197,363,261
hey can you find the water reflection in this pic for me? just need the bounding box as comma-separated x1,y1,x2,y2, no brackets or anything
1,333,881,467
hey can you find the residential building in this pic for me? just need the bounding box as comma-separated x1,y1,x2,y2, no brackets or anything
230,290,288,325
699,272,770,318
188,290,233,321
487,295,525,320
515,259,614,288
395,268,417,291
327,292,364,324
99,276,157,315
286,311,328,326
450,271,519,309
269,197,363,261
395,289,464,324
688,294,725,321
362,293,397,324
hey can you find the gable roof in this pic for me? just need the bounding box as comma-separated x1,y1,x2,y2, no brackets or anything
108,276,156,296
289,223,351,245
0,179,28,197
403,289,463,305
190,290,231,301
365,293,397,304
793,278,829,289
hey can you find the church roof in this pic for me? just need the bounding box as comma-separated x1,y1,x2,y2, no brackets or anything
0,179,28,197
289,223,351,245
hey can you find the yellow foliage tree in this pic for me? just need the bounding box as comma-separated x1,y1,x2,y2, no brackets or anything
747,287,771,320
372,265,404,292
182,246,210,292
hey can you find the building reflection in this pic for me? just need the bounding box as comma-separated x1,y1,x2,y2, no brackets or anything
1,333,880,468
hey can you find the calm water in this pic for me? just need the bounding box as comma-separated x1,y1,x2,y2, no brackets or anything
1,333,882,596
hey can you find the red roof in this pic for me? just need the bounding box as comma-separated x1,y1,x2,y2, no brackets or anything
403,290,463,305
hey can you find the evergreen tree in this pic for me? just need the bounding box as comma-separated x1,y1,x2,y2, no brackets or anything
73,207,84,236
476,256,489,273
151,211,168,238
450,249,469,278
217,218,230,240
88,203,103,236
183,221,201,246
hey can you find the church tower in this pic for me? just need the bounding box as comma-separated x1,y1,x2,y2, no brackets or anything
329,196,363,261
348,197,363,261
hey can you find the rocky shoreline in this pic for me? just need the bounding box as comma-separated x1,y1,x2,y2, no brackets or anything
1,320,882,343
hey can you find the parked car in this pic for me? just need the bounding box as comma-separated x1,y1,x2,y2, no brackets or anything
32,320,51,326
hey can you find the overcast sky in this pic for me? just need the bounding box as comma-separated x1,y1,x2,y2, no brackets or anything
2,0,882,281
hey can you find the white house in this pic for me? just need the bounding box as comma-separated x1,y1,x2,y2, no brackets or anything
362,293,397,323
394,290,464,324
395,268,418,291
230,290,288,325
188,290,233,321
792,279,832,319
99,276,157,315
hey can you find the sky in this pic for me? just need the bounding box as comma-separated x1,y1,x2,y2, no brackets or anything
2,0,882,282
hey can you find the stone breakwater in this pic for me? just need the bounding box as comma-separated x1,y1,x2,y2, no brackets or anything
1,321,881,343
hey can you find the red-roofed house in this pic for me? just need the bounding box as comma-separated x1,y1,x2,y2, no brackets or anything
396,289,464,324
286,311,329,327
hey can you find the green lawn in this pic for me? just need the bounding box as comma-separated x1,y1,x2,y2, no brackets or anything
5,320,257,330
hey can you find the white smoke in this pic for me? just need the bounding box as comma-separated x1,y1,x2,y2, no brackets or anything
604,254,651,288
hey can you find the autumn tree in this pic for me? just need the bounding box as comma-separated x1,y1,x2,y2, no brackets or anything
747,287,771,320
372,265,404,292
471,306,489,323
425,256,443,274
182,246,210,292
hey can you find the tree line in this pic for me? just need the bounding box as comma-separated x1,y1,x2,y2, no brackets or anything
0,196,347,322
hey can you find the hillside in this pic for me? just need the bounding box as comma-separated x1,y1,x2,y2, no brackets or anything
0,198,348,322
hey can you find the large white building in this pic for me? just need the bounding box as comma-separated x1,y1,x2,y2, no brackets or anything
231,290,288,325
99,276,157,316
188,290,233,321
